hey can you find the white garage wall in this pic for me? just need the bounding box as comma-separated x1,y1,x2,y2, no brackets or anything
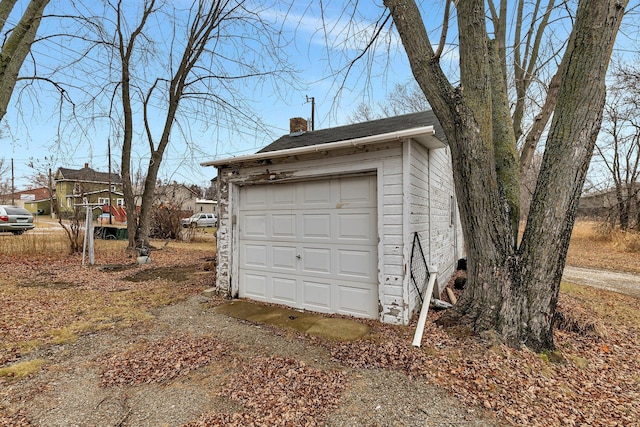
428,145,461,288
406,141,431,322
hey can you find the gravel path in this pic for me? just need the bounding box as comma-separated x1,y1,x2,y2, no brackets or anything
563,266,640,299
1,295,504,427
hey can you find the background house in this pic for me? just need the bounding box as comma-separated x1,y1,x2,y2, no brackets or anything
15,188,54,215
0,187,53,215
54,163,124,219
204,111,464,325
154,181,217,214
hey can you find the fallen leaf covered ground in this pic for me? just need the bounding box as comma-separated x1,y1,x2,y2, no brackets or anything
0,246,213,367
99,335,228,387
327,288,640,427
187,356,347,426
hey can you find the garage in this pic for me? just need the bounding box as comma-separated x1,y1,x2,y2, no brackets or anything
205,110,464,325
238,175,378,318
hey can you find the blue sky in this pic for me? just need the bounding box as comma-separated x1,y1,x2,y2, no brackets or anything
0,0,637,191
0,0,423,190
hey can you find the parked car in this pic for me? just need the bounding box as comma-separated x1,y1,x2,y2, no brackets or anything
181,212,217,228
0,205,35,235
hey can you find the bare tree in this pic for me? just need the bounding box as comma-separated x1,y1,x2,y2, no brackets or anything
349,80,429,123
379,80,429,117
379,0,627,351
81,0,296,249
594,61,640,230
348,102,377,123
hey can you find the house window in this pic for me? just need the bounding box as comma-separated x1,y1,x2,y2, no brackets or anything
73,183,80,194
60,198,64,208
98,198,109,206
116,198,124,207
67,198,72,208
111,184,117,192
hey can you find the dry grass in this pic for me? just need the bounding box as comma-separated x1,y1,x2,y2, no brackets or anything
560,281,640,330
566,220,640,273
0,359,48,380
0,242,216,366
0,232,70,256
0,218,215,259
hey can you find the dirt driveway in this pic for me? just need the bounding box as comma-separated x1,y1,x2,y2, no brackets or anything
1,294,501,427
562,265,640,299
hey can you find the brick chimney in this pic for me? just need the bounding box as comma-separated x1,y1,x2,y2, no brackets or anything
289,117,308,134
84,163,89,168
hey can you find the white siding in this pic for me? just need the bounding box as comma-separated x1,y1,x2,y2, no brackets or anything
405,141,462,318
428,145,461,289
406,141,431,318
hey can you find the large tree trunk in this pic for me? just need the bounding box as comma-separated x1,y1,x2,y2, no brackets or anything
135,149,165,248
385,0,627,351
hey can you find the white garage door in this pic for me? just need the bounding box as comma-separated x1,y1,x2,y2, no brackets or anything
238,175,378,318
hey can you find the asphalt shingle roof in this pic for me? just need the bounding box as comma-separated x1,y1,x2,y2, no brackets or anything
56,166,123,184
258,110,446,153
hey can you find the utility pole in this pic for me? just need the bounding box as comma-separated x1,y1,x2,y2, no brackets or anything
108,138,113,224
306,95,315,131
48,168,54,218
11,158,14,205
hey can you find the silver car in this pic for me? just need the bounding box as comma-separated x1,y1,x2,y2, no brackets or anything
0,205,35,235
181,212,217,228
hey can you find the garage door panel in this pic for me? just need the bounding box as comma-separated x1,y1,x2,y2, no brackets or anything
272,277,297,303
243,273,268,299
301,181,332,207
243,214,268,238
272,214,296,238
273,184,296,206
241,185,267,209
243,244,268,268
337,249,376,279
303,280,332,311
272,245,297,270
302,214,331,239
337,284,376,317
337,175,375,206
301,247,331,274
337,211,375,241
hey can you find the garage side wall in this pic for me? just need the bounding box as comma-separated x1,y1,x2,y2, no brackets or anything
406,142,463,318
406,141,430,318
426,145,462,297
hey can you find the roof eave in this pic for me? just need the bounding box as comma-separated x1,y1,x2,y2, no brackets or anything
202,125,443,168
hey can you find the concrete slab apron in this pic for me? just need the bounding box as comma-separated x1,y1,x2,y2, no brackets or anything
213,300,370,341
